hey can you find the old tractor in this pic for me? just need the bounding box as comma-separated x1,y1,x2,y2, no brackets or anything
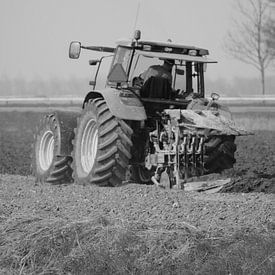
32,31,248,189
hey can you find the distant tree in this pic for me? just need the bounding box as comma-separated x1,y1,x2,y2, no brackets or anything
224,0,274,95
265,0,275,54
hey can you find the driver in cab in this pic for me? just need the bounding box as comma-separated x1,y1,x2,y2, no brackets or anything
140,58,174,85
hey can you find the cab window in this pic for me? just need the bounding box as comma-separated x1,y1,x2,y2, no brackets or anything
174,61,205,97
111,46,132,75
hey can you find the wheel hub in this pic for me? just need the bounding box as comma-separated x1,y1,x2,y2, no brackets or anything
39,130,54,171
80,119,98,174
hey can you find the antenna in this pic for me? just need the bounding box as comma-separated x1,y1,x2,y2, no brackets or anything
133,0,141,32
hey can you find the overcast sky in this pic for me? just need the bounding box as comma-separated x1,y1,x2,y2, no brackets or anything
0,0,273,81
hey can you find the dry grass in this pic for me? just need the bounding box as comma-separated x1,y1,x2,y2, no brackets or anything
0,215,274,275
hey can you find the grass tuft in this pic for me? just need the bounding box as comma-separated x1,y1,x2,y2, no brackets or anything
0,215,274,274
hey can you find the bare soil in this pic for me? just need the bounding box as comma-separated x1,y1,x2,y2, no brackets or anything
0,110,274,274
0,174,274,236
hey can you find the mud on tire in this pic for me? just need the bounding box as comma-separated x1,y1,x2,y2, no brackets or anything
72,98,133,186
32,113,73,184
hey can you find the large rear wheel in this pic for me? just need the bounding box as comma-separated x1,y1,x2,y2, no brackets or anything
72,98,133,186
32,113,74,184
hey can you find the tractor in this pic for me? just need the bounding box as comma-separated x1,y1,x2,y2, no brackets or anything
32,30,249,189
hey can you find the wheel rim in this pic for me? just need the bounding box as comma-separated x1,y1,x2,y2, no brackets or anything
39,130,54,171
80,119,98,174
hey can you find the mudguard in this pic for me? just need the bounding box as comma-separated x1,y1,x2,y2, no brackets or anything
52,111,79,156
83,88,147,121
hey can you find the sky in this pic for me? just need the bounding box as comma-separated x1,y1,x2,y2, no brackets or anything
0,0,274,82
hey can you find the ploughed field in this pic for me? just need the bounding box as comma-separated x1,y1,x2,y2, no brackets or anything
1,110,274,193
0,110,274,274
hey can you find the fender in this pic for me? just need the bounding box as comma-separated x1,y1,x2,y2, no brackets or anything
82,88,147,121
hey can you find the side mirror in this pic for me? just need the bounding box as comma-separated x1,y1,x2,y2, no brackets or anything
211,92,220,101
69,41,81,59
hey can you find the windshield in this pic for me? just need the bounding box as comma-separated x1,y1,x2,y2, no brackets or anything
129,53,205,96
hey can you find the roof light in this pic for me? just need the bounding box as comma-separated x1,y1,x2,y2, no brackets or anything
188,49,197,56
134,30,141,41
143,45,152,51
164,47,173,52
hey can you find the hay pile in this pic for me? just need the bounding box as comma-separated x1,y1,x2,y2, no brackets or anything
0,215,274,274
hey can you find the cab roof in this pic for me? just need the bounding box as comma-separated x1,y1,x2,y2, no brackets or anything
138,40,209,55
116,39,216,63
137,50,217,63
117,39,208,54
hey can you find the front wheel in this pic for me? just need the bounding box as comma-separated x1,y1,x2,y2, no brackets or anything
32,113,74,184
72,98,133,186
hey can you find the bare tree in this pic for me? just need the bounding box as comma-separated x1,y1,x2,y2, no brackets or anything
225,0,274,95
266,0,275,53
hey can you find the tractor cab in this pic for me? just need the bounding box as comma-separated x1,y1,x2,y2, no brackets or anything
103,37,217,117
106,38,217,101
69,31,217,102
